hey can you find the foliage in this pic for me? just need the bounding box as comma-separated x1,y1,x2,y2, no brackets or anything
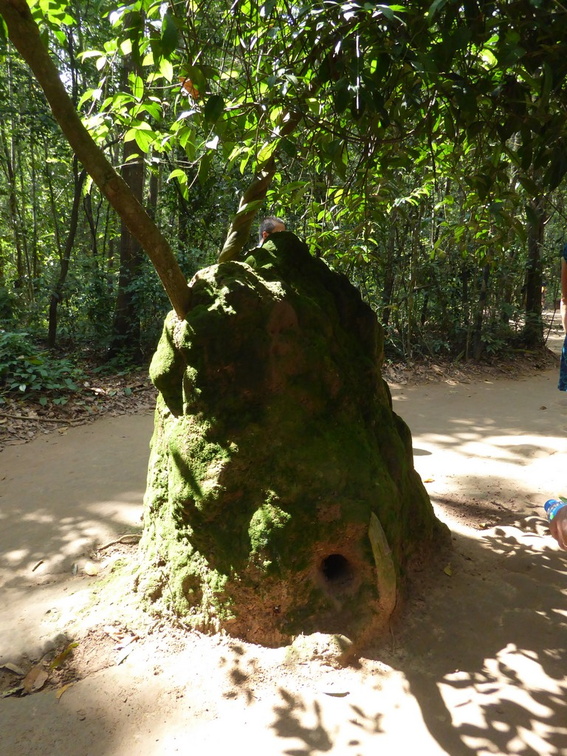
1,0,567,361
0,286,17,324
0,329,84,403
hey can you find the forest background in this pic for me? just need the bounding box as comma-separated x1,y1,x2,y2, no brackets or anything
1,0,566,412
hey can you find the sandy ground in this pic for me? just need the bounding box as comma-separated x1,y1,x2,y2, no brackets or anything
0,347,566,755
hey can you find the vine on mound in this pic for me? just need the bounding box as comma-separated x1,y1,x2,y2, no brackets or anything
135,232,448,645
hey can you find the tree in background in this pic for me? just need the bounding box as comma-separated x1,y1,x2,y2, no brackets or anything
1,0,567,360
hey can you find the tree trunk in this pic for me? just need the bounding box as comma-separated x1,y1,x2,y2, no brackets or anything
0,120,27,293
381,226,396,327
522,197,547,348
108,133,144,361
47,160,86,348
217,110,302,263
472,263,490,360
106,45,145,361
148,168,159,221
83,190,99,257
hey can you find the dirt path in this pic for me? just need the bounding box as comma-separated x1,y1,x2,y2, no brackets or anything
0,356,566,755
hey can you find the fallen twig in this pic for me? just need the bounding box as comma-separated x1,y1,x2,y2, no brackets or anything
97,534,141,551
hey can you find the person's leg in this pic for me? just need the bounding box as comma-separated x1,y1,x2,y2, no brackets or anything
559,334,567,391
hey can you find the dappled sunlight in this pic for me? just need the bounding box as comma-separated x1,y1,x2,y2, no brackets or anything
0,503,142,586
410,431,566,513
415,430,565,464
0,416,150,592
375,522,567,756
1,479,565,756
2,549,28,566
392,371,567,511
1,377,565,754
173,518,566,756
0,415,150,673
440,646,567,754
85,499,143,529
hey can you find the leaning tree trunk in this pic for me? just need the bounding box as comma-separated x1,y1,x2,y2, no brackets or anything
0,0,191,318
135,233,449,646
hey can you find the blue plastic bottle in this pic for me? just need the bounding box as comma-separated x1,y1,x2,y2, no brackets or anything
544,498,567,521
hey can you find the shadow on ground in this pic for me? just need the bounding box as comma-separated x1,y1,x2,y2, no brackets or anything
1,369,566,755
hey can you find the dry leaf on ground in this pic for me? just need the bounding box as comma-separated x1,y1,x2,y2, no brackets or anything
22,666,49,694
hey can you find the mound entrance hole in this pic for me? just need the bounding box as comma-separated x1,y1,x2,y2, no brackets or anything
319,553,355,595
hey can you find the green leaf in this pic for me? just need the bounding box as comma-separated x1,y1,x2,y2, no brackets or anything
161,12,179,57
427,0,449,21
137,101,161,120
159,58,174,82
525,202,540,228
497,41,526,69
257,141,277,163
204,95,225,124
131,74,144,99
333,80,350,114
544,148,567,191
178,127,196,161
198,152,212,185
133,129,154,152
280,138,297,158
125,123,155,152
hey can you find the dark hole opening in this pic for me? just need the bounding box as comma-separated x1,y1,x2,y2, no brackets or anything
320,553,353,587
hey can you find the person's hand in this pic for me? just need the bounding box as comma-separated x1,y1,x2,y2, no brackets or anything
550,506,567,550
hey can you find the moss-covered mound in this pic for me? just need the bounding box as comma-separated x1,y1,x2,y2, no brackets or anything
136,231,447,645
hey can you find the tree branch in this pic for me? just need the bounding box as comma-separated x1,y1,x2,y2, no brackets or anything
0,0,191,318
217,110,304,262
